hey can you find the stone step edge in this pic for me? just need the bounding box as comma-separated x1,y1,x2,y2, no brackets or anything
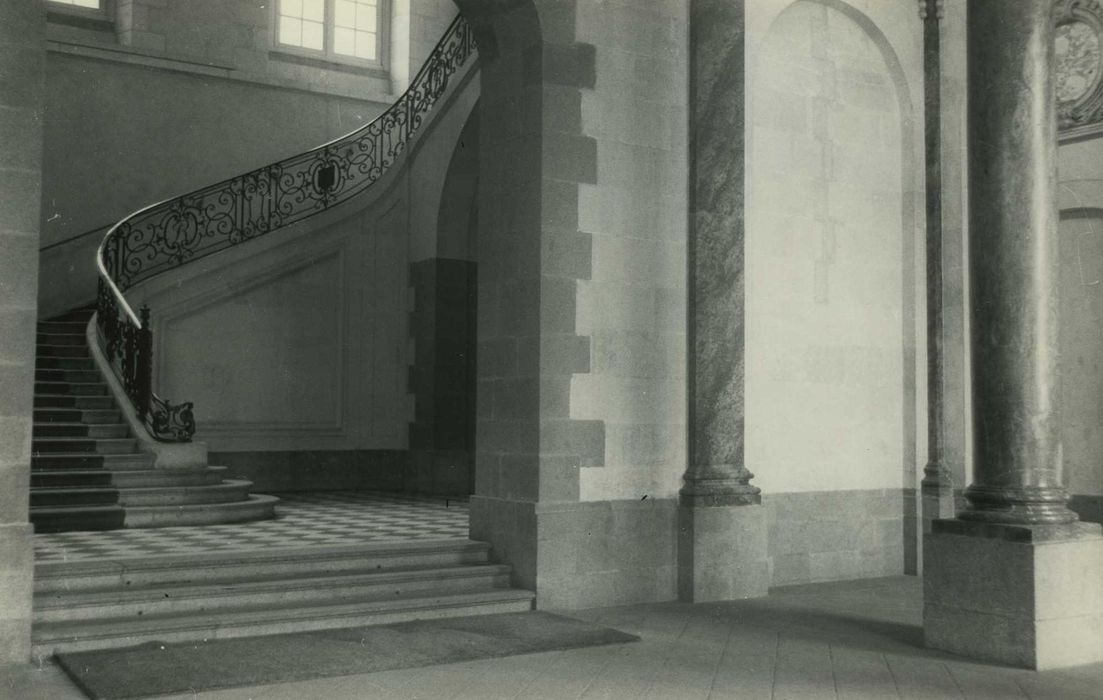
35,538,490,578
30,504,123,515
30,479,251,499
31,590,536,658
31,451,150,460
33,422,129,430
32,588,535,642
33,564,513,613
31,466,225,479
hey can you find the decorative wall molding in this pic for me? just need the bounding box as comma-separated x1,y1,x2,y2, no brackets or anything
1056,0,1103,133
153,245,350,439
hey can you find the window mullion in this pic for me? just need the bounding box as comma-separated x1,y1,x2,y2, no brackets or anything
326,0,336,58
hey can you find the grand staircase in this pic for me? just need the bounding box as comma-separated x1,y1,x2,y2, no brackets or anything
32,307,276,533
32,539,535,658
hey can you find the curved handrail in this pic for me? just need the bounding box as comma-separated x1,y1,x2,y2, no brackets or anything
95,14,477,442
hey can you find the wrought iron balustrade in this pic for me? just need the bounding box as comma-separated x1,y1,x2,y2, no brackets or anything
95,14,477,442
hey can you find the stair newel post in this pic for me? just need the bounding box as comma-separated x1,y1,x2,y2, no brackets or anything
136,305,153,425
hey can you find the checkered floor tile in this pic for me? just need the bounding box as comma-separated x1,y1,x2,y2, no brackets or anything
34,491,470,562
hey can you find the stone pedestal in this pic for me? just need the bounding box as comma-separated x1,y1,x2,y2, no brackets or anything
678,503,768,602
924,520,1103,670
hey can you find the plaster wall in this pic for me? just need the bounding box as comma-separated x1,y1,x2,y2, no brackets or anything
37,0,463,318
120,64,479,461
1056,136,1103,510
746,0,924,497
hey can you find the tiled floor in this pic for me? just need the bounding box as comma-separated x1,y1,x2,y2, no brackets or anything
5,576,1102,699
33,491,469,562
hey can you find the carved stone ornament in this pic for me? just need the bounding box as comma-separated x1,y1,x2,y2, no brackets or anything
1056,0,1103,132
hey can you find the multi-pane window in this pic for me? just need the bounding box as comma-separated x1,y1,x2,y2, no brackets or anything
277,0,382,64
49,0,102,8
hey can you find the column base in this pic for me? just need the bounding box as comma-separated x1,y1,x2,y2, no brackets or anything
677,502,768,602
920,463,956,533
924,519,1103,669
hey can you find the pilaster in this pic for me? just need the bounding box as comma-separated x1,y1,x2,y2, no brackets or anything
0,0,46,665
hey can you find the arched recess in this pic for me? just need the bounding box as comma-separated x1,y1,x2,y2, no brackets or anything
407,103,480,497
745,0,920,584
1056,182,1103,522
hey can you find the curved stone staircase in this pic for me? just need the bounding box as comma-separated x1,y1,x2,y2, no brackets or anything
32,307,277,533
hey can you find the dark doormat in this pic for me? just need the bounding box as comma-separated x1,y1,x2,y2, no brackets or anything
54,611,640,699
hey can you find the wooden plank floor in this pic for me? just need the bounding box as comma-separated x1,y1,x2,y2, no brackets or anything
5,576,1101,699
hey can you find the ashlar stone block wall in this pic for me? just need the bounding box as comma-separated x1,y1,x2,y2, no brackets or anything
0,0,45,664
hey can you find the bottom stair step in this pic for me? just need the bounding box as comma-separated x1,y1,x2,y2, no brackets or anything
32,588,536,657
122,494,279,528
31,505,125,534
32,466,230,489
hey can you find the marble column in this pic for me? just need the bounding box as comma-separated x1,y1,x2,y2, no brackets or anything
678,0,768,603
919,0,956,530
923,0,1103,670
0,0,45,664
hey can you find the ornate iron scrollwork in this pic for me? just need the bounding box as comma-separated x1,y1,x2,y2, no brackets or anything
95,15,477,443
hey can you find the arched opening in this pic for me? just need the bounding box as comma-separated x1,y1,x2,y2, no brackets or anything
408,103,480,496
746,0,919,583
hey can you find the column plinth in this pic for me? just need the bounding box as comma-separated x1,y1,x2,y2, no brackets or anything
923,0,1103,669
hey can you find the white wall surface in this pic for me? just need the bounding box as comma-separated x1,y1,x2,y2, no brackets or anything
746,0,925,495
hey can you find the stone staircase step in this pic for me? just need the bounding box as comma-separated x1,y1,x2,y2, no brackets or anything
33,423,130,439
35,357,95,371
33,408,122,424
36,333,85,346
121,494,279,528
115,479,254,507
34,564,513,623
35,369,102,384
34,382,108,396
35,540,494,594
30,505,126,534
38,321,88,335
31,466,228,490
30,304,276,534
47,309,95,324
32,588,536,657
31,488,119,509
31,453,152,470
33,438,138,455
36,344,91,358
32,471,113,489
34,395,115,410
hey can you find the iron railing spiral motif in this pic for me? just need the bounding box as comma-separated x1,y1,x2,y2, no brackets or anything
96,14,477,442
